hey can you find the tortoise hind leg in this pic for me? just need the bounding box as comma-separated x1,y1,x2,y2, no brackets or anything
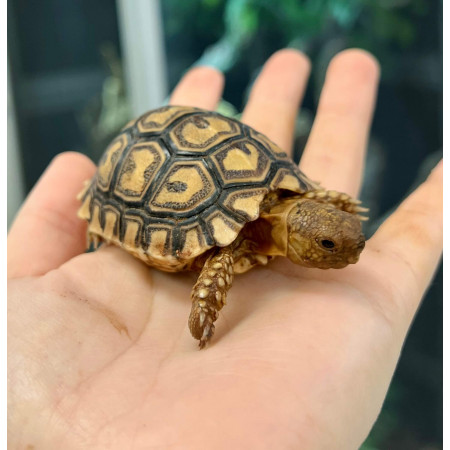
189,246,234,349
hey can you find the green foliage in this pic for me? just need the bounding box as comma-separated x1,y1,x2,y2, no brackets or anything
164,0,428,76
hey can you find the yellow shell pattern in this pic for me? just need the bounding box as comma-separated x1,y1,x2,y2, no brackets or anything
78,106,316,271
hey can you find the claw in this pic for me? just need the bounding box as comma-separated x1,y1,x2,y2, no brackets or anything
199,322,214,349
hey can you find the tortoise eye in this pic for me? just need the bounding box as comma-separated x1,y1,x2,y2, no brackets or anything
320,239,335,249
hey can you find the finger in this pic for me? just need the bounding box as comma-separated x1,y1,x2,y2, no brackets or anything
368,161,443,322
299,49,380,197
169,66,225,110
8,152,96,279
241,49,311,155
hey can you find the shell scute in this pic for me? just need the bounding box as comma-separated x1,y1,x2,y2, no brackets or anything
148,159,217,216
220,187,269,221
178,223,208,260
137,106,199,134
168,113,241,153
248,128,290,161
96,133,129,191
114,141,168,202
210,139,271,186
203,209,242,247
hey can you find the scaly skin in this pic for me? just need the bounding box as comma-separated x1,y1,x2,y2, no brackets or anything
284,198,365,269
189,247,234,348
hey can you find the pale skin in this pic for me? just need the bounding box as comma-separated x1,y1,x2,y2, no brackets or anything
8,49,442,449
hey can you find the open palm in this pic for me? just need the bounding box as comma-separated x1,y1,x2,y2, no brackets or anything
8,49,442,450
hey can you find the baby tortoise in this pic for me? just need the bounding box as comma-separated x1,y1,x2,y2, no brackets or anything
77,106,367,348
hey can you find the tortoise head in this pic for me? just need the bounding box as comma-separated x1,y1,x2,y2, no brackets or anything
286,199,365,269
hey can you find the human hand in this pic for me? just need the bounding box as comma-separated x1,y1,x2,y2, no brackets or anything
8,49,442,449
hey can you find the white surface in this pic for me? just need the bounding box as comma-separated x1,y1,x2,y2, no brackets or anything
117,0,168,116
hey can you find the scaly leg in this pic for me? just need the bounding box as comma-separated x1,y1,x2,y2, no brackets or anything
303,189,369,220
189,246,234,349
232,239,272,274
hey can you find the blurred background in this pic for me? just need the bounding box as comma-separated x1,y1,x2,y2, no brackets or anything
7,0,442,447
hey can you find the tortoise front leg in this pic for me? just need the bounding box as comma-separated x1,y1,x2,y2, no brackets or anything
304,189,369,220
189,246,234,349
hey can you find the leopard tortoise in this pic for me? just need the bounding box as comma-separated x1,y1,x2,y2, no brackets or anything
77,105,367,348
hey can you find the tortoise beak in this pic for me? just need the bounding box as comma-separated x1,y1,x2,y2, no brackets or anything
346,236,365,264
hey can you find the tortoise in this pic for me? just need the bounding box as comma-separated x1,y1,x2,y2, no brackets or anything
77,105,367,348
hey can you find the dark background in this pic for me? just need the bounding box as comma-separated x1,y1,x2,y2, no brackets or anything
8,1,442,448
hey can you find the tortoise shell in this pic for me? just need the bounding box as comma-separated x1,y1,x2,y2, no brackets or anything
78,106,318,271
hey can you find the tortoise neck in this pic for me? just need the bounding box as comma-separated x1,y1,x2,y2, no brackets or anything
263,197,300,256
246,196,300,257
